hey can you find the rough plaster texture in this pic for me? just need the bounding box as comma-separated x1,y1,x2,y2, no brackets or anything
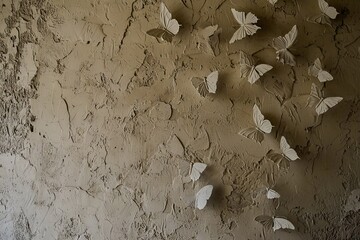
0,0,359,239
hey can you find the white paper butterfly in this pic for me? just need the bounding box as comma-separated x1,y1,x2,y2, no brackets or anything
307,83,343,115
229,9,260,44
255,215,295,231
238,104,273,143
239,51,273,84
195,185,213,210
191,71,219,97
272,25,298,66
267,136,299,168
266,188,280,199
196,25,222,56
190,162,207,182
313,0,339,25
319,0,338,19
266,0,278,5
308,58,333,82
147,2,180,42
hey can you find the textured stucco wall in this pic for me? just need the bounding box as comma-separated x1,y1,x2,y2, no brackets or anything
0,0,359,239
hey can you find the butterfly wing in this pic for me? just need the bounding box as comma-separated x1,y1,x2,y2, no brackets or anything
273,217,295,231
273,26,297,66
255,215,273,230
190,163,207,182
267,188,280,199
280,136,299,161
201,25,218,38
267,0,278,4
239,51,255,78
192,77,208,97
231,8,246,25
311,14,332,25
160,2,179,35
248,64,273,84
208,27,222,56
278,49,296,66
307,83,322,107
230,27,247,43
244,12,259,24
316,97,343,115
308,58,322,77
147,28,173,42
205,71,219,94
238,127,264,143
266,150,290,169
284,25,298,49
253,104,272,134
318,0,338,19
195,185,213,210
318,70,333,82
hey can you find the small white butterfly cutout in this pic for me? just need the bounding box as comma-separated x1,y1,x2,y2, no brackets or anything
308,58,333,82
307,83,343,115
266,188,280,199
190,162,207,182
147,2,180,42
267,136,300,167
195,185,213,210
255,215,295,231
239,51,273,84
238,104,273,143
272,25,298,66
191,71,219,97
229,9,260,44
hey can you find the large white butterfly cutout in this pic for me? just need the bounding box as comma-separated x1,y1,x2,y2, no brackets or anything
308,58,333,82
195,185,213,210
238,104,273,143
190,162,207,182
239,51,273,84
196,25,222,56
307,83,343,115
191,71,219,97
147,2,180,42
267,136,299,168
272,25,298,66
229,9,260,44
266,188,280,199
255,215,295,231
